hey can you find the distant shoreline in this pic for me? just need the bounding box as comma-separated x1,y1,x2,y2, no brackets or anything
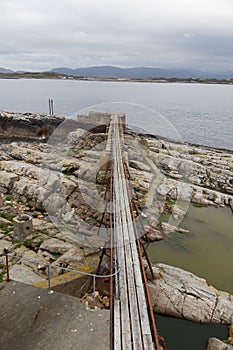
1,72,233,85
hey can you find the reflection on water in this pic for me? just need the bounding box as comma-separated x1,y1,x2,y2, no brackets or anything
148,204,233,349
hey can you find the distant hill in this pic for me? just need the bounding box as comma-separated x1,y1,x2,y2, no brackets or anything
0,66,233,79
51,65,203,78
0,67,14,73
51,65,233,79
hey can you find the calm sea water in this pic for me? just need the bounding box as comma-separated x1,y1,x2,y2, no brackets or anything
0,79,232,150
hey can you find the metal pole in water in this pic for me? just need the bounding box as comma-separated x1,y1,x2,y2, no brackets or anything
51,99,54,114
48,99,51,114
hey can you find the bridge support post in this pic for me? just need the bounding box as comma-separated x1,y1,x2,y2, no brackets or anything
139,240,155,280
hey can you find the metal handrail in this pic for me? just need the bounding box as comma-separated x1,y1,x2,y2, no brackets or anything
4,250,120,306
6,251,120,278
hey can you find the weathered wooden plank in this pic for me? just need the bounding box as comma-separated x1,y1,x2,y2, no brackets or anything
110,116,155,350
117,177,143,349
114,298,122,350
115,120,154,349
119,141,153,338
114,121,145,350
113,127,132,350
116,153,144,348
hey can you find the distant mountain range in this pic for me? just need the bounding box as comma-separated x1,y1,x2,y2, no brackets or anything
0,67,14,73
1,65,233,79
50,66,233,79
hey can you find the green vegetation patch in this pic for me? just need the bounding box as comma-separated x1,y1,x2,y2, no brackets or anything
0,212,15,221
193,203,208,208
35,228,49,236
0,223,13,234
13,242,22,249
23,239,33,248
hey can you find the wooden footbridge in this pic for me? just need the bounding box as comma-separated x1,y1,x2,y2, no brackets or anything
100,115,164,350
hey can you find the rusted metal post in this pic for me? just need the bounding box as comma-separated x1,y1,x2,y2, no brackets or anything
139,240,155,280
96,248,106,275
48,99,51,114
4,248,10,282
109,160,114,350
96,143,113,238
51,99,54,114
48,98,54,114
47,263,53,294
93,275,96,308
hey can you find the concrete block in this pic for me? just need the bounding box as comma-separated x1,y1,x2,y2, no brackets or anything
13,214,34,241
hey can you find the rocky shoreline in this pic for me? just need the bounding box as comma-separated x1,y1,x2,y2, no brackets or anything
0,110,64,140
0,111,233,348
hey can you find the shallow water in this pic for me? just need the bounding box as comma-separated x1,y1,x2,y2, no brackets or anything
149,204,233,293
148,204,233,349
156,315,228,350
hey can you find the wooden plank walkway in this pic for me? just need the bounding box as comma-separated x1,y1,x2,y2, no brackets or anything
110,115,155,350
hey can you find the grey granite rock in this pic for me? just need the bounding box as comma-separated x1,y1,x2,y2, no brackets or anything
149,263,233,324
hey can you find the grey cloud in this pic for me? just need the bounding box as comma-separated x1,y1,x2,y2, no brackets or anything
0,0,233,72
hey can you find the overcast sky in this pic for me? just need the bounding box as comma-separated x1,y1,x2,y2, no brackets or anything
1,0,233,72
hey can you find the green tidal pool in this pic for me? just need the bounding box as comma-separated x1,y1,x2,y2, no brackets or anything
148,204,233,350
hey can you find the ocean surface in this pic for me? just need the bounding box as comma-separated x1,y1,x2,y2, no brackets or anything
0,78,232,150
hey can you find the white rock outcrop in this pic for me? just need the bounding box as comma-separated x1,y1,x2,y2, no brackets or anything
149,263,233,324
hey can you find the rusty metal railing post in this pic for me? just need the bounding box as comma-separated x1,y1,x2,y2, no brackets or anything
3,248,10,282
109,158,114,350
93,275,96,308
139,240,155,280
47,263,53,294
